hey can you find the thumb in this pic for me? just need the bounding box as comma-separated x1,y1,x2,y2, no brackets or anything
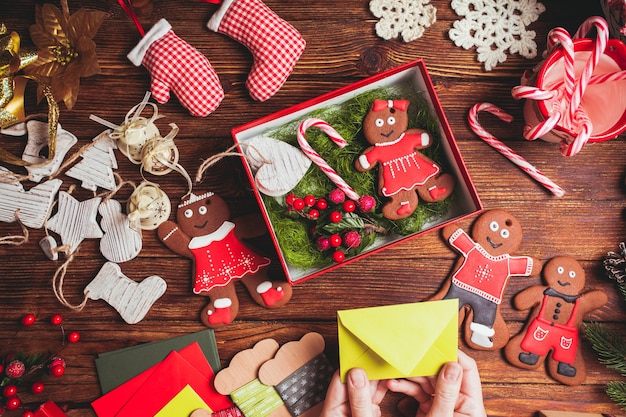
347,368,374,417
429,362,463,417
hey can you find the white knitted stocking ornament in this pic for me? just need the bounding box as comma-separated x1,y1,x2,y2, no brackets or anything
208,0,306,102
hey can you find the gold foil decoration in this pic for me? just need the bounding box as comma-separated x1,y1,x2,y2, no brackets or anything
0,25,38,127
0,78,58,168
24,0,107,110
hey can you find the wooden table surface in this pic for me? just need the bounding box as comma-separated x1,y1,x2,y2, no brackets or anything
1,0,626,416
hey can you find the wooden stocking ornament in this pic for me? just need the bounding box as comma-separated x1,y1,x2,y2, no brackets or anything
84,262,166,324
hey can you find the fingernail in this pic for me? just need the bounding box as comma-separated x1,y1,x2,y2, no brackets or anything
349,368,367,388
443,363,462,382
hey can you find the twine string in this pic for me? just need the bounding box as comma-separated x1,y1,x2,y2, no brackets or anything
0,209,29,246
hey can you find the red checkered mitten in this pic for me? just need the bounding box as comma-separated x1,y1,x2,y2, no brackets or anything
128,19,224,117
207,0,305,102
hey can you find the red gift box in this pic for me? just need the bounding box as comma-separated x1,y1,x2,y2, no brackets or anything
232,59,482,284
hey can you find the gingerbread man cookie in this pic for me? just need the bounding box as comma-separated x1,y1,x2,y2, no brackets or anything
157,191,292,328
430,209,542,350
504,256,608,385
355,99,454,220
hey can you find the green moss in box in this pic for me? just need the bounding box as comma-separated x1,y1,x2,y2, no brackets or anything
262,85,453,269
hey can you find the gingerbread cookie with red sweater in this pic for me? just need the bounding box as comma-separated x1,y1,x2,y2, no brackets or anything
157,191,292,328
430,209,542,350
355,99,455,220
504,256,608,385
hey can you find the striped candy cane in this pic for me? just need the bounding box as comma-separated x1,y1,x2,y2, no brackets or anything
569,17,609,127
297,118,360,201
468,103,565,197
513,16,613,157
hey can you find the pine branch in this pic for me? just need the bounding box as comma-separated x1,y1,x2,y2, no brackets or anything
583,322,626,377
607,381,626,411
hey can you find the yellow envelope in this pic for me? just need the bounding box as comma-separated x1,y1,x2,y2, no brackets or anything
338,299,458,382
155,384,212,417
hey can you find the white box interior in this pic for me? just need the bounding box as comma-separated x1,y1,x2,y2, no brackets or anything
233,62,481,282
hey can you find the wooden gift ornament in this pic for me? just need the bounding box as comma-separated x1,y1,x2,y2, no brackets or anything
504,256,608,385
99,199,142,263
22,121,78,182
65,131,118,191
214,338,286,417
0,167,62,229
258,332,334,417
84,262,167,324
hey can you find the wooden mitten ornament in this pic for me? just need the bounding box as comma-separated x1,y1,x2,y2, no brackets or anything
99,199,142,263
355,99,455,220
22,120,78,182
214,338,284,417
504,256,608,385
430,209,542,350
258,332,334,417
84,262,166,324
157,191,292,328
0,167,62,229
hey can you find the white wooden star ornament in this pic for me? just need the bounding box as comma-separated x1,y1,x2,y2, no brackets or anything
46,191,104,254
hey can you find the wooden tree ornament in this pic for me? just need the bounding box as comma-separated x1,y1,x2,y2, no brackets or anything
65,131,118,191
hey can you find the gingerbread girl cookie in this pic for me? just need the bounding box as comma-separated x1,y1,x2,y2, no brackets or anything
157,191,292,328
504,256,608,385
355,99,454,220
430,209,542,350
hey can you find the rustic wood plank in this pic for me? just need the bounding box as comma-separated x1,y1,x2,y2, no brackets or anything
1,0,625,416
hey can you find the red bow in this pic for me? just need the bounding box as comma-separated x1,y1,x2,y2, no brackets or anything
371,99,410,112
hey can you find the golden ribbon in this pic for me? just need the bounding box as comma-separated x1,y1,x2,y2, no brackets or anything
0,25,59,168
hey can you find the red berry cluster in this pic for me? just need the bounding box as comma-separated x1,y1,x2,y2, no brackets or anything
0,314,78,416
285,189,377,263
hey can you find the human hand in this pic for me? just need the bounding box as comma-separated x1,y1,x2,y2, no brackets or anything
387,350,487,417
320,368,388,417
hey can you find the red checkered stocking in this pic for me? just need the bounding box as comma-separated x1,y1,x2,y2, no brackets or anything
207,0,306,102
128,19,224,117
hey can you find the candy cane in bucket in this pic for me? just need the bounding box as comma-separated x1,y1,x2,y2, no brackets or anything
297,118,360,202
468,103,565,197
512,16,625,157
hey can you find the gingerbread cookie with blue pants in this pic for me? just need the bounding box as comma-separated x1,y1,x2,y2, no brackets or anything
157,191,292,328
504,256,607,385
430,209,542,350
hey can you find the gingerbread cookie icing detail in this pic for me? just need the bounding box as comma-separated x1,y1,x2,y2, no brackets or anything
355,99,454,220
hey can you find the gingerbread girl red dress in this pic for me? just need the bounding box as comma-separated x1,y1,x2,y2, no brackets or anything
189,220,270,294
355,99,454,220
158,191,292,328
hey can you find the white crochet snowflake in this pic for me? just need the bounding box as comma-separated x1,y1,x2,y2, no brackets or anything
449,0,546,71
370,0,437,43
